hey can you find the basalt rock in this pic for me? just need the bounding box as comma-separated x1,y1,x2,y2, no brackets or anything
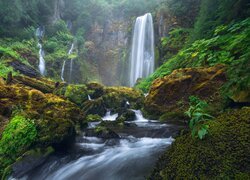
144,64,226,120
7,60,40,78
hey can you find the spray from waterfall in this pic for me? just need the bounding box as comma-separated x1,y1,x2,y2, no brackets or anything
129,13,155,87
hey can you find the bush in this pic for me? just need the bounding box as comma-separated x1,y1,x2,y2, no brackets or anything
0,115,37,177
185,96,214,140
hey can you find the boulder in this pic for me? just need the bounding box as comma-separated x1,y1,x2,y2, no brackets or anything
82,98,106,116
144,64,226,119
116,110,136,122
85,126,120,139
86,82,104,99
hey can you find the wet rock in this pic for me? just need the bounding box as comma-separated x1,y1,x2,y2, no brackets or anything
116,110,136,122
12,147,54,178
86,114,102,122
7,60,40,78
85,126,120,139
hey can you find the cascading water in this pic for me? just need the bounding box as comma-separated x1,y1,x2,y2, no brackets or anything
61,43,74,82
129,13,155,87
36,27,46,76
38,43,45,76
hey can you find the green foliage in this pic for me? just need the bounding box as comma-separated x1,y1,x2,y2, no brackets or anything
137,18,250,93
0,115,37,176
191,0,250,41
185,96,213,140
0,62,19,78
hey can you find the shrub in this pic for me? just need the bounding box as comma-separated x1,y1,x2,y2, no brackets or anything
185,96,214,140
0,115,37,177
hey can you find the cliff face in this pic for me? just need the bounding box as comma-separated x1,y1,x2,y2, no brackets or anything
85,13,131,86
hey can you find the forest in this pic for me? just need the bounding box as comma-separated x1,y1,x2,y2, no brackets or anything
0,0,249,179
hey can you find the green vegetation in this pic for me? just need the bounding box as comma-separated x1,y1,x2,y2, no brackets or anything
150,108,250,179
0,115,37,177
0,62,18,78
185,96,214,140
137,18,250,93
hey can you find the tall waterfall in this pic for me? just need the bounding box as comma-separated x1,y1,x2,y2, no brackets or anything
61,43,74,82
129,13,155,87
38,43,45,76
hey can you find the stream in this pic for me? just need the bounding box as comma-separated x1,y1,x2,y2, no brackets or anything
17,110,180,180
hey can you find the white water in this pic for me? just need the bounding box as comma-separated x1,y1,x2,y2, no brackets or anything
24,136,174,180
61,43,74,82
35,27,44,39
129,13,155,87
38,43,45,76
102,111,118,121
20,109,178,180
88,95,92,101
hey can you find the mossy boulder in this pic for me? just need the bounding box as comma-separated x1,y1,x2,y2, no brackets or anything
144,65,226,120
150,107,250,179
103,86,144,110
86,82,104,99
85,126,120,139
64,84,88,106
116,110,136,122
82,98,106,116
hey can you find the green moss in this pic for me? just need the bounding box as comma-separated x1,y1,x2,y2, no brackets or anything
86,114,102,122
64,85,88,106
0,115,37,177
0,62,19,78
150,108,250,179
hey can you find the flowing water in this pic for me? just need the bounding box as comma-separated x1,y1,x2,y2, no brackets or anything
61,43,74,82
129,13,155,87
18,110,180,180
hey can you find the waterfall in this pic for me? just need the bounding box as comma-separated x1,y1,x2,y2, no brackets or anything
38,43,45,76
61,43,74,82
129,13,155,87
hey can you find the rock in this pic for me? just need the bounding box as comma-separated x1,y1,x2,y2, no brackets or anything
144,64,226,118
7,60,40,78
12,147,54,178
150,107,250,179
64,84,88,106
0,83,83,147
116,110,136,122
85,126,120,139
103,87,144,109
82,98,106,116
86,82,104,99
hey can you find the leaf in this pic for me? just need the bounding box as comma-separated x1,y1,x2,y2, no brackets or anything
198,127,208,140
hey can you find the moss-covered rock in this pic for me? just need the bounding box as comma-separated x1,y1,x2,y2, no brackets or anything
103,86,144,110
144,64,226,120
64,84,88,106
116,110,136,122
150,107,250,179
86,82,104,99
85,126,120,139
0,80,83,178
82,98,106,116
